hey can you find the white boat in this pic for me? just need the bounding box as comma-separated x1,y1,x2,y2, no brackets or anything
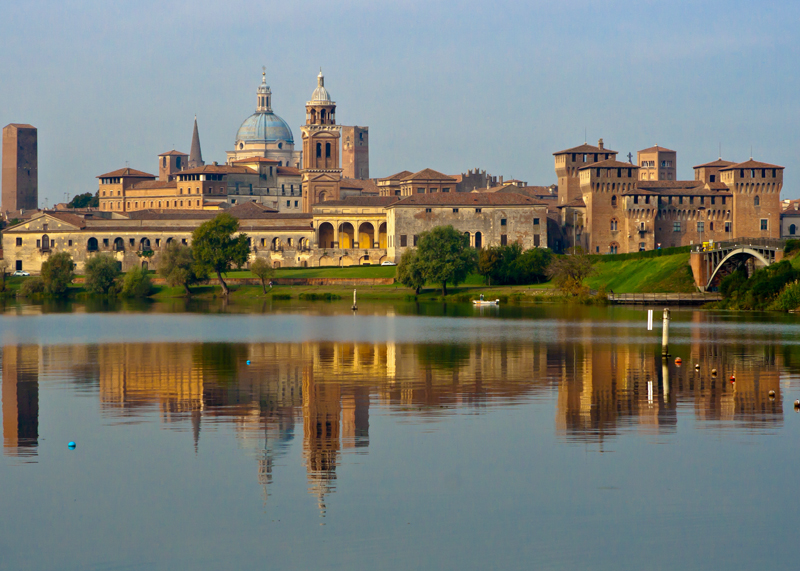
472,295,500,306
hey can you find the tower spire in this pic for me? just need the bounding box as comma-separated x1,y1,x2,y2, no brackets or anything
257,67,272,112
188,116,204,169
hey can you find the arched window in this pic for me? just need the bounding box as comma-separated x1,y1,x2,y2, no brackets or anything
321,109,326,122
316,143,322,158
754,195,760,206
611,195,617,207
791,224,797,236
87,237,98,252
610,218,618,231
325,142,331,158
609,242,619,254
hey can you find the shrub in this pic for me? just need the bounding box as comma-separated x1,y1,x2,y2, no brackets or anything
158,243,204,295
18,277,45,297
121,267,153,298
298,292,341,301
41,252,75,296
769,280,800,311
85,254,120,294
785,239,800,254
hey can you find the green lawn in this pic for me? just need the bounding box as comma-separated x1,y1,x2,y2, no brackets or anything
585,252,696,293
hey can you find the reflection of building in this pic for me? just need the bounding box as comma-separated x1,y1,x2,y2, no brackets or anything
2,346,39,457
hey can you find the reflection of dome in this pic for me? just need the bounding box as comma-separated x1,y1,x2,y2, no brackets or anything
310,71,332,103
236,112,294,144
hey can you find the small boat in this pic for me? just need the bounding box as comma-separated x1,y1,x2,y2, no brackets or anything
472,295,500,306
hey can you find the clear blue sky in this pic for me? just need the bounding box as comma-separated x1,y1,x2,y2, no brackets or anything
2,0,798,205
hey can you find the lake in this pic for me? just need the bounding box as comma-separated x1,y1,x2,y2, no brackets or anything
1,300,800,570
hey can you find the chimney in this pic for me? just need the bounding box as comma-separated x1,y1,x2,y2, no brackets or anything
499,176,504,185
598,138,604,150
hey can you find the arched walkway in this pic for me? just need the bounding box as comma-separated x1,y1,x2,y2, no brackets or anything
378,222,387,249
339,222,355,249
113,237,124,252
358,222,375,249
87,237,98,252
318,222,334,249
140,237,151,251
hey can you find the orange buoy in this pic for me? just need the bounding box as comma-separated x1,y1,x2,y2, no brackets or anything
675,358,682,366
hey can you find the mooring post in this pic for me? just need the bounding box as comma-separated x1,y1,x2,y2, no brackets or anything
661,308,670,357
662,356,670,401
352,289,358,311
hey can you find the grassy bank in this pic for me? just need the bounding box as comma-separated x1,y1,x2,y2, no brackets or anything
585,251,695,293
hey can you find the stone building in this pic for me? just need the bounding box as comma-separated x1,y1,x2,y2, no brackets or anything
637,145,676,181
312,196,393,264
553,140,617,206
226,70,302,168
2,124,38,214
386,193,548,260
341,126,369,180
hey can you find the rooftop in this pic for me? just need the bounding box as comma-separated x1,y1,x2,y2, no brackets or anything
578,159,639,171
97,168,155,179
402,168,458,182
693,158,735,169
390,192,547,207
639,145,676,154
553,143,618,156
720,159,785,171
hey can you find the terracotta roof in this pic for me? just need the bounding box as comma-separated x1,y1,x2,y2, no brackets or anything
578,159,639,170
227,202,281,217
276,166,301,176
231,157,280,164
402,168,457,182
4,123,35,129
389,192,547,207
158,150,188,156
632,180,732,196
781,211,800,218
379,170,413,182
553,143,617,156
339,177,380,194
636,180,704,190
638,145,676,154
313,196,399,208
720,159,785,171
179,164,252,175
693,159,734,169
97,168,155,179
129,180,177,190
557,197,587,208
497,185,557,199
45,212,87,228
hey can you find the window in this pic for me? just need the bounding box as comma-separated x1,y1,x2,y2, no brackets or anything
611,195,617,207
501,219,507,226
609,243,618,254
316,143,322,158
697,222,704,233
475,208,482,213
761,219,768,231
452,208,459,213
791,224,797,236
295,201,298,207
534,218,540,225
413,235,419,246
15,237,22,246
725,222,732,233
129,238,135,247
15,261,22,271
442,188,450,193
501,234,507,246
711,197,715,205
610,218,618,231
103,239,109,247
400,235,407,247
754,195,760,206
425,208,432,213
710,175,716,183
673,222,681,232
417,188,425,194
325,143,331,158
68,240,72,247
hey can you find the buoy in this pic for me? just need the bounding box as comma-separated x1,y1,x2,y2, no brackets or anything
711,368,718,376
246,360,251,365
695,364,700,371
769,390,776,398
68,441,76,449
675,358,682,366
794,400,800,409
730,374,735,381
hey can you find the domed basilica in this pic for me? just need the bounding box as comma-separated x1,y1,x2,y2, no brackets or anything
226,69,302,168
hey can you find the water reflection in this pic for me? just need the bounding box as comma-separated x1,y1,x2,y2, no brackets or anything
0,322,790,507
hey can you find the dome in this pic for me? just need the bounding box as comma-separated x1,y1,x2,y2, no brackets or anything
310,70,332,103
236,112,294,144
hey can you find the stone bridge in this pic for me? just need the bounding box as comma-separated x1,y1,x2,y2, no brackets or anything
690,239,785,292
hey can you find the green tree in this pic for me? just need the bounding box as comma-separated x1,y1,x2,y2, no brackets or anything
85,254,120,294
250,257,274,294
546,251,594,295
396,249,426,294
158,243,204,295
67,192,99,208
0,260,8,293
416,225,477,296
121,266,153,298
477,247,504,285
512,247,553,284
40,252,75,296
191,213,250,296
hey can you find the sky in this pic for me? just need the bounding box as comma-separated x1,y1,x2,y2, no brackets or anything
2,0,799,206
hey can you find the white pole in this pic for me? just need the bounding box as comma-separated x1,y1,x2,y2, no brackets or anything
647,309,653,331
352,289,358,311
661,308,670,356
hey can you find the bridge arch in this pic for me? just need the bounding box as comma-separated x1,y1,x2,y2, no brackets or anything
706,247,772,290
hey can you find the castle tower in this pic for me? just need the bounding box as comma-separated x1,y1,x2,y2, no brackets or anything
188,117,204,169
158,150,188,182
301,70,342,213
637,145,676,181
720,159,783,239
342,126,369,180
553,139,617,206
2,124,38,213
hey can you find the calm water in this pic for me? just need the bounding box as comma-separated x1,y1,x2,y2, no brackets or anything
2,300,800,570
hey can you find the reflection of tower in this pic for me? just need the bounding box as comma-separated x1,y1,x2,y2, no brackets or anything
2,346,39,457
302,365,341,516
342,386,370,449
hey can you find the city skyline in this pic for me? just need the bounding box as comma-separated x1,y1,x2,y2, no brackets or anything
1,0,798,206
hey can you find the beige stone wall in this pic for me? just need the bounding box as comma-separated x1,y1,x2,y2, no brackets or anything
387,204,547,261
579,164,638,253
724,167,783,239
399,179,455,197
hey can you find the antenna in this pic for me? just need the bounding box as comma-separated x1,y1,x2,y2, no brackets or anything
718,142,721,159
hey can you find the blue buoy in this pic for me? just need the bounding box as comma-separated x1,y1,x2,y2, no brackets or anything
68,441,76,449
246,360,251,365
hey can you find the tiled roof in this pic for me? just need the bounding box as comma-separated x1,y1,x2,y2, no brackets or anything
553,143,617,155
97,168,155,179
313,196,399,208
379,170,413,182
497,186,557,199
632,180,732,196
402,168,457,182
5,123,35,129
693,159,734,169
339,177,380,194
129,180,177,190
389,192,547,207
158,150,188,156
557,197,587,208
232,156,280,164
179,164,252,175
578,159,639,170
227,201,280,217
639,145,676,154
720,159,785,170
276,166,301,175
45,212,87,228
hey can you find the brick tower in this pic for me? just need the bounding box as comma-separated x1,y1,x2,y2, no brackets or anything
301,71,341,212
2,124,38,213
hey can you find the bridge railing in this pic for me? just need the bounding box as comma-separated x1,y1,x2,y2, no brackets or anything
713,238,786,250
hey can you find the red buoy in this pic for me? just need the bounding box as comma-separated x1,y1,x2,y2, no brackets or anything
675,358,682,366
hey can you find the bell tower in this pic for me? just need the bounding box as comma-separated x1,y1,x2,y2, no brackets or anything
302,70,341,213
